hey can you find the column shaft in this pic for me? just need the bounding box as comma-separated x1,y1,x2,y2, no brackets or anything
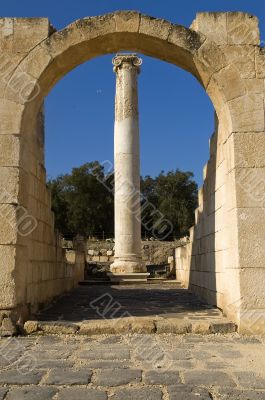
110,54,148,280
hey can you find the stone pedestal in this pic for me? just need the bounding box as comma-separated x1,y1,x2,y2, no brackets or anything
109,54,149,283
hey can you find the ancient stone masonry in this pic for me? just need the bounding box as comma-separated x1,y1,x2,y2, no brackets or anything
0,11,265,334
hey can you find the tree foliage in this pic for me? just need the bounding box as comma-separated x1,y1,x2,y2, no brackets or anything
48,163,198,241
48,162,114,239
141,170,198,240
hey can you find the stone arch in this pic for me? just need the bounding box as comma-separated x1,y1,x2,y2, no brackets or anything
9,12,240,133
0,11,264,334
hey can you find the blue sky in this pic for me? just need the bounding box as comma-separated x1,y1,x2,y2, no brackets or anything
2,1,265,185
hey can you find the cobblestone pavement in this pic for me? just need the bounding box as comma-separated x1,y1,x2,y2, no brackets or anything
0,333,265,399
35,284,223,322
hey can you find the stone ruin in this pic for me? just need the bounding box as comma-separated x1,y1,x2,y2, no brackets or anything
0,11,265,334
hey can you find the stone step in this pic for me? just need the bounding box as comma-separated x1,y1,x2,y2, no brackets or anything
24,317,237,336
79,279,182,286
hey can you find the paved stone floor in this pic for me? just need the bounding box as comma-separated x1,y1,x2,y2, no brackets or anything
0,333,265,399
35,284,223,322
28,284,235,335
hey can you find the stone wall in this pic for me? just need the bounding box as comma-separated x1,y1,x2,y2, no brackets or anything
85,240,180,266
0,19,85,334
173,13,265,333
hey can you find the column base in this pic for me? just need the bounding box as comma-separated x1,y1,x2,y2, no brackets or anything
107,272,150,283
109,259,149,283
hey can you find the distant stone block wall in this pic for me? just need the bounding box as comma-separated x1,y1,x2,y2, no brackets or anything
86,240,178,266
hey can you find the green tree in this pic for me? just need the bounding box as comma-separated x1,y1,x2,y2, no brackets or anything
141,170,198,240
48,163,197,241
48,162,114,239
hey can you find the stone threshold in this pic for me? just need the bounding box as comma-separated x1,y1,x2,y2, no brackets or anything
24,316,237,336
79,279,181,286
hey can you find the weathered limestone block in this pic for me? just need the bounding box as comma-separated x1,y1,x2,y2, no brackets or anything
155,318,192,334
78,13,116,39
237,208,265,269
12,18,54,53
0,167,20,204
255,47,265,79
230,132,265,169
24,320,38,334
0,19,14,53
38,321,78,334
115,11,140,32
191,12,227,45
239,309,265,335
15,46,52,80
228,93,265,132
194,39,228,87
0,245,17,308
0,135,21,167
0,100,24,135
233,168,265,208
0,53,29,97
4,71,39,105
139,15,171,40
215,160,226,191
240,268,265,313
168,24,205,54
0,205,18,244
244,78,264,95
222,45,255,79
0,18,14,38
215,184,226,211
226,12,260,45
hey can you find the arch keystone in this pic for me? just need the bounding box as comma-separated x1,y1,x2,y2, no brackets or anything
114,11,140,32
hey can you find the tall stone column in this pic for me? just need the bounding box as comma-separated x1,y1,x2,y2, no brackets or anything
109,54,149,283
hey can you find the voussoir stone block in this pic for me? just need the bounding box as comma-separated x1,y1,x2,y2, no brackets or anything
213,65,246,102
168,25,205,54
77,13,116,40
193,39,228,87
139,15,172,40
115,11,140,32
